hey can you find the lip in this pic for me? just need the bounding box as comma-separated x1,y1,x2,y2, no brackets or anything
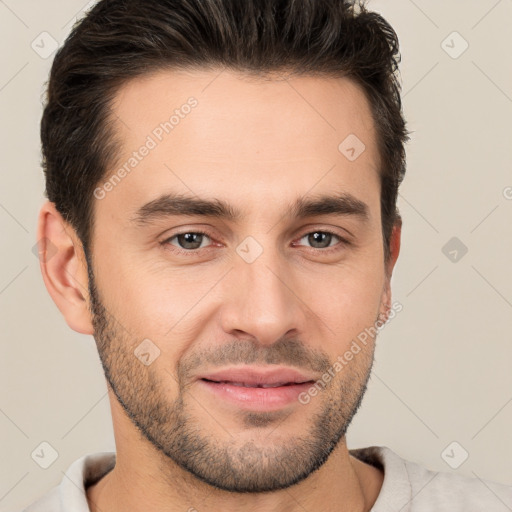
196,366,317,411
198,366,317,386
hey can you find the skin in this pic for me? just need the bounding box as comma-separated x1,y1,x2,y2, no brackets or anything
37,69,401,512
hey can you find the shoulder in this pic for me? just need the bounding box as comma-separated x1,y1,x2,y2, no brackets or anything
350,445,512,512
403,454,511,511
18,451,116,512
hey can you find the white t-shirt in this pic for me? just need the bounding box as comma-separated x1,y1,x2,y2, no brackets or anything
21,445,512,511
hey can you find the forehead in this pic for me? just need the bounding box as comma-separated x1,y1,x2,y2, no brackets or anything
98,68,381,225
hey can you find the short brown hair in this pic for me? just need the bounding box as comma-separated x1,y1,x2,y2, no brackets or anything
41,0,409,264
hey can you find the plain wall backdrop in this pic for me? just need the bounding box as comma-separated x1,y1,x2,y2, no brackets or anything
1,1,511,510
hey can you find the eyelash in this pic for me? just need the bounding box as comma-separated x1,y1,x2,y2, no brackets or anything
160,228,350,256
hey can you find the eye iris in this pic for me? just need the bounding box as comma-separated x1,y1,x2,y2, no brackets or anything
173,232,336,251
308,232,332,248
178,233,203,249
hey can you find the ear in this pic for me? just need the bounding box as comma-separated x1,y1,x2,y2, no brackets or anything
379,218,402,323
36,201,94,335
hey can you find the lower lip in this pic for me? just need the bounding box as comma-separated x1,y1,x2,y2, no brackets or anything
198,380,314,411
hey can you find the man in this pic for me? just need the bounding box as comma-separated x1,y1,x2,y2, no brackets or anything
24,0,511,511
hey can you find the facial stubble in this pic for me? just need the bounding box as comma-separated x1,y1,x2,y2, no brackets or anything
85,259,376,493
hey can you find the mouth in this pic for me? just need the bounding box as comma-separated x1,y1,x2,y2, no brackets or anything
196,366,317,411
201,379,311,388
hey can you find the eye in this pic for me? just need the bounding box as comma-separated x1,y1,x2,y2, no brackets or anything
294,230,348,251
160,228,350,257
164,231,213,251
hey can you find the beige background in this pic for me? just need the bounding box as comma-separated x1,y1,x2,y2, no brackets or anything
1,1,511,510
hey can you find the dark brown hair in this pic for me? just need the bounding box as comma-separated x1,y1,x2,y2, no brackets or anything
41,0,409,264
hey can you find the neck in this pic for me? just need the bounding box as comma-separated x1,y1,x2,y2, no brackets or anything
87,392,383,512
86,440,383,512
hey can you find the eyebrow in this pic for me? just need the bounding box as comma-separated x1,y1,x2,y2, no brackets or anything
130,191,370,226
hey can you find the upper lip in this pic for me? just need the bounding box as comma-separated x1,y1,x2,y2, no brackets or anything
198,366,317,387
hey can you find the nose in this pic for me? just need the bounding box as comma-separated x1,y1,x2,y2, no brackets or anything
219,246,307,346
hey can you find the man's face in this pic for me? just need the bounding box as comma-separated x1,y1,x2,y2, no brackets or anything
86,69,397,492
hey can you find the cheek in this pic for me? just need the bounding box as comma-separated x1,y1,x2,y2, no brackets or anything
95,231,385,354
106,261,218,345
305,260,384,347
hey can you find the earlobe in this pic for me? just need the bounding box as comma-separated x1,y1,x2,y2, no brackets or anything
36,201,94,335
